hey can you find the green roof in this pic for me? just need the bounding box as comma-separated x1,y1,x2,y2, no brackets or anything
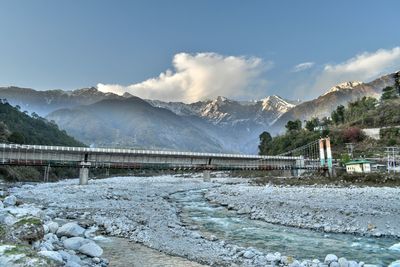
345,160,373,165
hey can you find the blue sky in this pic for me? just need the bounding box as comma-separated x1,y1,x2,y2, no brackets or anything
1,0,400,102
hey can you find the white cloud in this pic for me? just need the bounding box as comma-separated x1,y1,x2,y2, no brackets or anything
292,62,314,72
312,47,400,95
97,52,271,103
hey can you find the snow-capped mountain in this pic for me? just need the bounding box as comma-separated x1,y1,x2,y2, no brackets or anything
322,81,363,96
146,95,295,127
1,71,398,153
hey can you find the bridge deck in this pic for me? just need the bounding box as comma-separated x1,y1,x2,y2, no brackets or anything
0,143,321,171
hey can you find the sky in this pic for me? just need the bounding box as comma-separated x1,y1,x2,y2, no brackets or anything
1,0,400,102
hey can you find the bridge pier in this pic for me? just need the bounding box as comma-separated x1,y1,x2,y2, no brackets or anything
79,167,89,185
79,162,91,185
293,156,305,177
203,170,211,182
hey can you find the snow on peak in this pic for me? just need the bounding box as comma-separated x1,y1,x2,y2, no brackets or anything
323,81,363,96
260,95,295,112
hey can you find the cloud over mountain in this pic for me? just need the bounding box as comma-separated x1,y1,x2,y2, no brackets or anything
97,52,271,103
312,47,400,95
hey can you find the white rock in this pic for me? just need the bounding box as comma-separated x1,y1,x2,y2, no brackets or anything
389,243,400,251
389,260,400,267
325,254,338,264
3,195,17,207
59,250,82,263
57,222,85,237
330,262,340,267
63,237,91,250
46,221,59,233
338,257,349,267
78,242,103,257
243,250,255,259
44,233,59,243
92,257,101,263
348,261,358,267
0,201,4,209
65,261,81,267
38,250,64,263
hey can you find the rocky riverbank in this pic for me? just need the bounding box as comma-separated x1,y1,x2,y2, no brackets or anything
205,184,400,238
0,191,109,266
4,175,400,267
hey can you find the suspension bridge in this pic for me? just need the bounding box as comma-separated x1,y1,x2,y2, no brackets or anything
0,138,333,184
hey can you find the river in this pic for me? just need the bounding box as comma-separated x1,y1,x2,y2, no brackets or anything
171,189,400,266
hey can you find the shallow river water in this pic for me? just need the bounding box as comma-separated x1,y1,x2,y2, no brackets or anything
171,189,400,266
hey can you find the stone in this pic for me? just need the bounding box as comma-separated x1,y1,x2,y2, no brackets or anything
325,254,338,264
0,201,4,209
0,213,17,225
78,242,103,257
65,261,82,267
46,221,59,234
330,262,340,267
243,250,255,259
57,222,85,237
338,257,349,267
43,224,49,234
266,253,279,262
389,243,400,251
63,237,90,250
289,260,301,267
92,257,101,263
12,217,44,243
348,261,358,267
44,233,59,243
59,250,81,263
3,195,17,207
389,260,400,267
38,250,64,263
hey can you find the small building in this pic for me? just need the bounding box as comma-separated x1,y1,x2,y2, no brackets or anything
345,160,372,174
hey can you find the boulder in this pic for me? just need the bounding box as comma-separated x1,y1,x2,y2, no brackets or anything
78,242,103,257
63,237,90,250
12,217,44,243
57,222,85,237
389,260,400,267
3,195,17,207
38,250,64,263
46,221,59,234
348,261,358,267
338,257,349,267
325,254,338,264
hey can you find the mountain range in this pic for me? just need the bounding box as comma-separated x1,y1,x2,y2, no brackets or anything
0,71,398,153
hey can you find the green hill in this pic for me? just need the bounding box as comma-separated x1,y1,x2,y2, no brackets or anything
0,100,85,181
0,100,85,146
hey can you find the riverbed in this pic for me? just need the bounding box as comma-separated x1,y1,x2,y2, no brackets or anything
10,175,400,266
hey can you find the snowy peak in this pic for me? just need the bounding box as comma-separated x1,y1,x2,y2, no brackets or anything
322,81,363,96
260,95,295,113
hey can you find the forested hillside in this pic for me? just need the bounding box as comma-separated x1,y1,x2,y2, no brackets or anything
259,82,400,159
0,99,85,146
0,100,85,181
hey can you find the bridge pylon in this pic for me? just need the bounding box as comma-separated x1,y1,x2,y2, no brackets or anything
79,161,91,185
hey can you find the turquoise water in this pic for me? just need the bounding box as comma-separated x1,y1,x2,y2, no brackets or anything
171,189,400,266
